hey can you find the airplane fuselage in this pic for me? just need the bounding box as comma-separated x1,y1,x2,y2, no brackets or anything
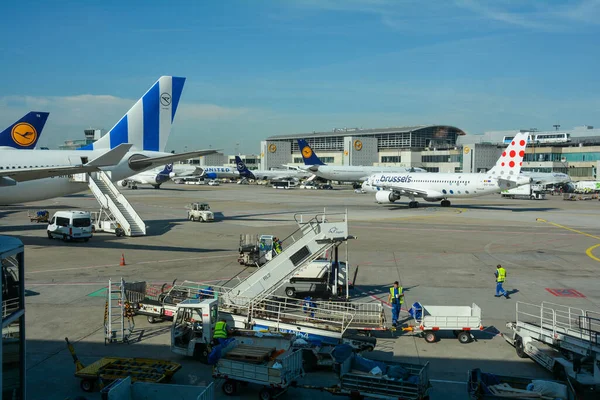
0,149,173,204
314,165,424,182
365,172,529,200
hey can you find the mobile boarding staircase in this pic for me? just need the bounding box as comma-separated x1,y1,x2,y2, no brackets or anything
177,211,387,340
505,301,600,386
87,171,146,236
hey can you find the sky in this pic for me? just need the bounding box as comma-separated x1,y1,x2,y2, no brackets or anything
1,0,600,154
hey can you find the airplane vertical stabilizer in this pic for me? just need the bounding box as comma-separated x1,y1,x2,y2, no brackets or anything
297,139,326,166
488,132,529,178
0,112,49,149
80,76,185,152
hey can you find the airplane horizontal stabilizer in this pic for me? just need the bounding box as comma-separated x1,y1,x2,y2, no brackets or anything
86,143,133,167
128,150,219,169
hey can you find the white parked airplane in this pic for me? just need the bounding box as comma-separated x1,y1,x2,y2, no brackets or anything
118,164,174,189
363,132,532,208
521,171,571,185
0,76,216,205
235,156,309,181
297,139,426,183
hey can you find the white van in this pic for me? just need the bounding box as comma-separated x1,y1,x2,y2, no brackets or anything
47,210,93,242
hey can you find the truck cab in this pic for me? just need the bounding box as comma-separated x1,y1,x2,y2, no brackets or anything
171,299,219,362
187,202,214,222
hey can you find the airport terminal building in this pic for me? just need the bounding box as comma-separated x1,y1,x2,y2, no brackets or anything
262,125,600,180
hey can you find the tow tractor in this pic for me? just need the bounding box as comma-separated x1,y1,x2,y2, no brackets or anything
503,301,600,398
237,234,275,266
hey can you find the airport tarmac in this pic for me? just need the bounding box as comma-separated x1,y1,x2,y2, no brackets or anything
2,183,599,399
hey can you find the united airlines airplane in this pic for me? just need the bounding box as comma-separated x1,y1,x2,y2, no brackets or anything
363,132,532,208
0,76,215,205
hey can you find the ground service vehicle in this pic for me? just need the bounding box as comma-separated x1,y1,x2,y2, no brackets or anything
47,210,93,242
237,234,275,266
187,202,214,222
28,210,49,223
501,184,546,199
127,281,190,323
100,376,214,400
504,302,600,398
405,302,484,344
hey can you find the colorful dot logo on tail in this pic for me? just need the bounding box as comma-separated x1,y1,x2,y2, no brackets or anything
302,146,313,158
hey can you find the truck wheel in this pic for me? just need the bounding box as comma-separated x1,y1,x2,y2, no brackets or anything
457,331,472,344
424,331,437,343
189,214,194,221
515,336,527,358
47,231,52,239
199,217,204,222
80,379,95,392
258,387,273,400
222,380,237,395
147,316,156,324
285,287,296,297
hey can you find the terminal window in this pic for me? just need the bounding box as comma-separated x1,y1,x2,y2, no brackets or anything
381,156,401,163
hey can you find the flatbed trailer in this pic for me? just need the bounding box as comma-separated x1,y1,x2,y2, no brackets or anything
126,281,188,323
65,338,181,393
299,353,431,399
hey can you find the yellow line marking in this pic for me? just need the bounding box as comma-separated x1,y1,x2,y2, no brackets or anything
535,218,600,241
536,218,600,263
586,244,600,262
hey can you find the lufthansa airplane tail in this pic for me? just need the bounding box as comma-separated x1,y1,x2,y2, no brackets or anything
235,156,256,179
158,163,174,176
488,131,529,179
0,112,49,149
297,139,326,166
80,76,185,152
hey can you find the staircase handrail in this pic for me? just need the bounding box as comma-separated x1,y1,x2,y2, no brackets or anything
98,172,146,235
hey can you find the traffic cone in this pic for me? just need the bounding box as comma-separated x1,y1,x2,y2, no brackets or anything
120,253,126,266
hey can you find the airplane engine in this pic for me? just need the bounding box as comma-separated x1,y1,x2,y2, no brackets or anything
205,172,217,179
118,180,128,187
375,190,400,204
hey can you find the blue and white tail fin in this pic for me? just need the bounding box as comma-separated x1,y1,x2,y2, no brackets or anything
0,112,49,149
235,156,256,179
158,163,174,176
297,139,326,166
80,76,185,152
488,132,529,178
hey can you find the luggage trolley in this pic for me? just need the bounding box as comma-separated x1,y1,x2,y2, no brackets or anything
406,302,484,344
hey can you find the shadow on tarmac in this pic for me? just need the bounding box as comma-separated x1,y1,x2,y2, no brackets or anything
385,203,560,212
24,338,558,400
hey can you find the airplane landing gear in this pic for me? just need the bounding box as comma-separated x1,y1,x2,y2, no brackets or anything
441,199,451,207
408,201,420,208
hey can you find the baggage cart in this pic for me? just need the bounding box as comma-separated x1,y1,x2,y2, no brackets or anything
467,368,577,399
298,352,431,400
406,302,483,344
65,338,181,392
28,209,49,223
212,338,304,400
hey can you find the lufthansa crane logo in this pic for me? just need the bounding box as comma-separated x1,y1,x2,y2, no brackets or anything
302,146,313,158
354,140,363,151
11,122,37,147
268,143,277,153
160,92,172,106
464,146,470,154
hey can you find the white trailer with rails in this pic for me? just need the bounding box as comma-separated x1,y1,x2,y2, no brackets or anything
503,301,600,399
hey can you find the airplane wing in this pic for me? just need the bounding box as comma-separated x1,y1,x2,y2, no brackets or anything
0,143,132,184
378,184,443,199
128,150,218,169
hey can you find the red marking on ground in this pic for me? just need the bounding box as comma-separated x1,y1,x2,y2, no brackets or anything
545,288,586,298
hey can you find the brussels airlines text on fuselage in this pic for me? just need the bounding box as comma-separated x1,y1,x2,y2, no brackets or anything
376,175,413,184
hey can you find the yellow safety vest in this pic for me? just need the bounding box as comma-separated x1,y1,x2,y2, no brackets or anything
213,321,228,339
390,287,404,304
497,268,506,283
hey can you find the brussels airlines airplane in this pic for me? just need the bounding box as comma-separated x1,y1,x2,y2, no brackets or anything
297,139,426,182
363,132,532,208
0,76,215,205
0,112,49,149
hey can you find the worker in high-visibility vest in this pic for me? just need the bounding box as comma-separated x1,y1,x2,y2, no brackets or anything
495,264,510,299
213,319,231,345
388,281,404,327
